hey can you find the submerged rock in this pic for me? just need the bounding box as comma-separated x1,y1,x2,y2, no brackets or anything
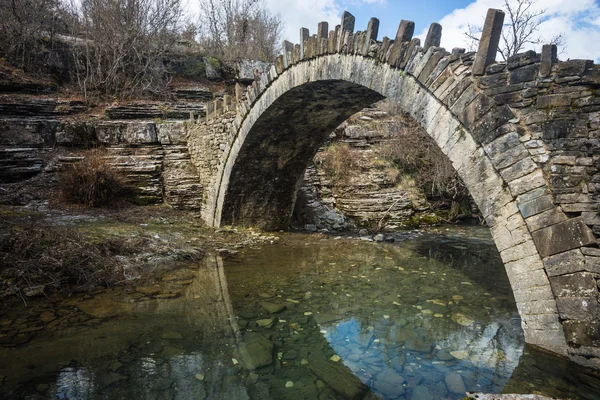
412,385,434,400
374,369,406,398
309,357,369,400
239,332,274,370
260,302,286,314
451,313,475,326
444,371,467,395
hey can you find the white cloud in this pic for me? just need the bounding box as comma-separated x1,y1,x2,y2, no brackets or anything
422,0,600,61
265,0,342,43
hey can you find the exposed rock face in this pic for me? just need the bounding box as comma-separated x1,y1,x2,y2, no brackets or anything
0,87,210,210
294,106,429,230
105,102,206,120
234,60,272,84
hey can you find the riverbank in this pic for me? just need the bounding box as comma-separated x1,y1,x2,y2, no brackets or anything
0,203,280,302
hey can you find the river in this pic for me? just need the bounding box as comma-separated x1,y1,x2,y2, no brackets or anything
0,226,599,399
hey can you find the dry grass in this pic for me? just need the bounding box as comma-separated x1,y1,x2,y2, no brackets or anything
59,148,126,207
318,143,362,187
376,111,469,204
0,222,129,297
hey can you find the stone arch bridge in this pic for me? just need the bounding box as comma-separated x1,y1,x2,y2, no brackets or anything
185,9,600,368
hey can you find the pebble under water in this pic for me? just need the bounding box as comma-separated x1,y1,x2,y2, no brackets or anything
1,226,600,399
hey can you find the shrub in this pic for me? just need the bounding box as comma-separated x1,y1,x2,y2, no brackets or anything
60,149,125,207
318,143,361,187
377,111,469,203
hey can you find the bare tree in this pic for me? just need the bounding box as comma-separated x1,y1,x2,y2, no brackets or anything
71,0,184,99
465,0,565,61
0,0,72,71
198,0,282,62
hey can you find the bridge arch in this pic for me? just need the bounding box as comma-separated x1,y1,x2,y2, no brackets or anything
205,52,569,355
187,9,600,368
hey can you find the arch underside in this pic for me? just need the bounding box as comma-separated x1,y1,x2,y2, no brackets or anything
221,81,383,229
210,54,571,357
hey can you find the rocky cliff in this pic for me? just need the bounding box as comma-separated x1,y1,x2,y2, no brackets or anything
293,103,439,232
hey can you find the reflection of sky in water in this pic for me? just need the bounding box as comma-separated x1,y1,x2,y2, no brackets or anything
321,316,525,400
52,367,95,400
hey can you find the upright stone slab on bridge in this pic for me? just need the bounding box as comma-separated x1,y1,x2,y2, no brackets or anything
186,8,600,369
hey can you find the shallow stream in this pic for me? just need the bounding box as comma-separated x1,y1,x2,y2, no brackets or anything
1,226,599,399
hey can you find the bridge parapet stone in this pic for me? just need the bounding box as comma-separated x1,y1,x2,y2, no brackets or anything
424,23,442,52
473,8,505,75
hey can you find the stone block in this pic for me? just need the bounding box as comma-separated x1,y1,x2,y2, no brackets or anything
500,157,538,182
508,169,546,197
540,44,557,77
509,64,539,84
394,20,414,43
361,18,379,56
423,23,442,52
517,299,558,315
517,194,554,218
540,119,586,140
484,132,530,169
550,272,598,297
477,72,509,89
510,270,551,291
505,254,545,276
500,240,539,263
521,313,562,331
399,38,420,69
299,28,310,59
472,9,505,75
532,217,597,258
555,59,593,77
525,208,568,232
544,249,586,277
491,222,529,252
507,50,539,70
556,296,600,320
417,50,448,85
442,77,471,108
563,320,600,346
536,94,571,109
470,105,516,145
341,11,355,34
523,328,568,354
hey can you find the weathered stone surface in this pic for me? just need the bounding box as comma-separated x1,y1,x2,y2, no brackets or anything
508,170,546,197
423,23,442,52
509,64,539,84
105,102,205,120
526,208,568,232
340,11,355,34
532,217,597,258
395,20,414,43
544,249,586,277
556,296,600,320
540,44,557,77
309,357,368,400
472,9,505,75
563,320,600,346
517,194,554,218
550,272,599,297
362,18,379,56
239,332,274,370
507,50,539,70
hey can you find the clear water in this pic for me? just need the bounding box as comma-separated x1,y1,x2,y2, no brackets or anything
1,226,599,400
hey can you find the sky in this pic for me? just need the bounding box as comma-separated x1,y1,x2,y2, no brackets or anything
222,0,600,62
